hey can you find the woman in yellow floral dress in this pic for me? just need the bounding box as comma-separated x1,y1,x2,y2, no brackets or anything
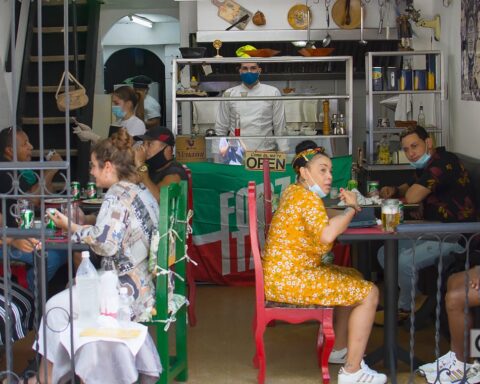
263,146,385,384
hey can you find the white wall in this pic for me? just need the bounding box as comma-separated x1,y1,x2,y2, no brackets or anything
428,1,478,159
197,0,395,31
102,21,179,46
92,5,180,133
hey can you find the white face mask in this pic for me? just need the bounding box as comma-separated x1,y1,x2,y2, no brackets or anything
305,170,327,198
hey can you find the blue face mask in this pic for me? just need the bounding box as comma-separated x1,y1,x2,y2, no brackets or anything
240,72,259,86
112,105,126,119
410,152,431,169
306,172,327,198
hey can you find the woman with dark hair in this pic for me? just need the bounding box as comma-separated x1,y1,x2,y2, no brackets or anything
29,129,160,383
112,86,146,137
263,146,386,384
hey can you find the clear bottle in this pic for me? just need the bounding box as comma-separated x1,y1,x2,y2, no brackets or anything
338,113,346,135
331,113,338,135
99,259,119,318
76,251,99,326
417,105,426,127
117,287,133,323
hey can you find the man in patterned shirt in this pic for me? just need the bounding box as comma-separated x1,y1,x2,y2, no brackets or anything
377,125,477,317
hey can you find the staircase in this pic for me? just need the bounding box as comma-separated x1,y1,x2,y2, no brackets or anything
17,0,100,184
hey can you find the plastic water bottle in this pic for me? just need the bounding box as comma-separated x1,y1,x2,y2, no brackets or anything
117,287,133,323
76,251,99,326
99,260,119,318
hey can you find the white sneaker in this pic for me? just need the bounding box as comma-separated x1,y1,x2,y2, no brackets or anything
425,358,480,384
329,347,347,364
417,351,456,377
338,361,387,384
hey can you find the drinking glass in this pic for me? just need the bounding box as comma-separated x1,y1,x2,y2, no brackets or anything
381,199,400,232
329,187,339,199
60,202,79,235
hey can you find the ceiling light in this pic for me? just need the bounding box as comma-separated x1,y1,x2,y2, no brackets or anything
129,14,153,28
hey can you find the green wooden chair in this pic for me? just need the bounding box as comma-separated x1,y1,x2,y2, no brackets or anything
143,181,188,383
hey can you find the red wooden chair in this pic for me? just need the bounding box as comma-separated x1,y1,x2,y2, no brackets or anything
332,243,351,267
0,262,29,289
248,181,335,384
183,165,197,326
262,160,273,237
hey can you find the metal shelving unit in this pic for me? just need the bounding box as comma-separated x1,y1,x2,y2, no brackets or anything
171,56,354,156
364,50,447,167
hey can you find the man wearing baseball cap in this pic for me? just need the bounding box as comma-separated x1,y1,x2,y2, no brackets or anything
134,126,187,202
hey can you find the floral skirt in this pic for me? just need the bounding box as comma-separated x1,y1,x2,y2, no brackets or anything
264,263,373,306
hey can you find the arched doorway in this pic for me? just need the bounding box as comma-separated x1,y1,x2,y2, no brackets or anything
104,48,166,125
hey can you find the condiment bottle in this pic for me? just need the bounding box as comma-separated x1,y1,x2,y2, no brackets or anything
234,113,241,137
331,113,338,135
322,100,330,135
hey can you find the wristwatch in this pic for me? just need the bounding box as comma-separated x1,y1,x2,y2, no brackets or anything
137,164,148,173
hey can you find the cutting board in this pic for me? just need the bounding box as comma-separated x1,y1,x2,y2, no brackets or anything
212,0,252,30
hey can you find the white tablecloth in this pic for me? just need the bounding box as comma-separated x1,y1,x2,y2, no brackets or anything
53,334,161,384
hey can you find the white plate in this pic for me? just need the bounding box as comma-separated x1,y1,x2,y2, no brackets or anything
82,198,103,205
45,198,69,204
302,130,317,136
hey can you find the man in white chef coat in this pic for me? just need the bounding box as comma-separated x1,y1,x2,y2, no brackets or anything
214,62,286,151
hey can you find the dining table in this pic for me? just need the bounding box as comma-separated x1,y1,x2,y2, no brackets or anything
338,225,410,381
338,221,480,382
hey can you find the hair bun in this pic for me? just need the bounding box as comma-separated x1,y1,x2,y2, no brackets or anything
109,127,134,151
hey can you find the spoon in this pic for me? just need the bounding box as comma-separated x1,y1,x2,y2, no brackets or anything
305,4,316,48
322,32,332,47
359,2,368,45
322,0,332,47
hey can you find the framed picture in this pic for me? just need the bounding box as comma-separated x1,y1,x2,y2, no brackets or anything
461,0,480,100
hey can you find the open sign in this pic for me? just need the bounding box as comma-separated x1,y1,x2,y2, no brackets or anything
245,151,286,172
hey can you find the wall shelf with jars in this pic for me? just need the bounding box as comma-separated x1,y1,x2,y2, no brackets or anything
172,56,354,161
364,50,447,170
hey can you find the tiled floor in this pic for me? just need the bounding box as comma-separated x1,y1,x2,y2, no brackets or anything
187,285,446,383
3,285,448,383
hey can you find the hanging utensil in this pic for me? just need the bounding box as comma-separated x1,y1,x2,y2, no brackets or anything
322,0,332,47
345,0,351,25
359,1,367,45
225,13,250,30
305,1,316,48
385,0,391,39
378,0,385,34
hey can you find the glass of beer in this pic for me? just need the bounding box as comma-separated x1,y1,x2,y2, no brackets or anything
381,199,400,232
